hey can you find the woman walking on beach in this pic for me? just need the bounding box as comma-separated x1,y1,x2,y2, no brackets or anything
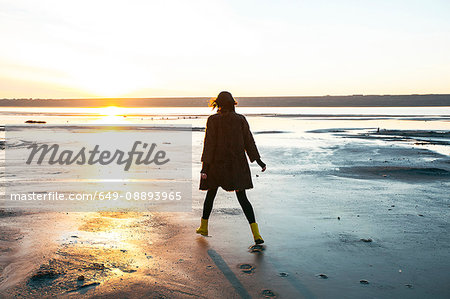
196,91,266,244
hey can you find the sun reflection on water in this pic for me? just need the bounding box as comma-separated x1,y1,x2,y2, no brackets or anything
92,106,130,124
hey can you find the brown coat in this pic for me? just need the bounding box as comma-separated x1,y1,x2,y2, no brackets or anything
199,112,260,191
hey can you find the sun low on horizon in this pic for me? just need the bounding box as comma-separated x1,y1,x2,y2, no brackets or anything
1,0,450,98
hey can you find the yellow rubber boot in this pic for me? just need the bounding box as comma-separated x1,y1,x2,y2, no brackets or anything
250,223,264,244
196,218,208,236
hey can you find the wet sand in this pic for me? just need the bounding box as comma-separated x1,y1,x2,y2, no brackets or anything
1,111,450,298
0,211,239,298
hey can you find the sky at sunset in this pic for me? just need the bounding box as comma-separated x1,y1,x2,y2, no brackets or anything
1,0,449,98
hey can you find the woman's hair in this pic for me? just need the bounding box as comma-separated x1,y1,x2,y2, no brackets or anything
209,91,237,112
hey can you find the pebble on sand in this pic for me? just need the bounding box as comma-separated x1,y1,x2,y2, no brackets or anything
317,273,328,279
360,279,370,284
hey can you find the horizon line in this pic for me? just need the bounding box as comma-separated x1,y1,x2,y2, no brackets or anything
1,93,450,101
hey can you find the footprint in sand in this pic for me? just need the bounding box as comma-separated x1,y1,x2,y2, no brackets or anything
237,263,255,274
261,289,277,298
248,244,266,253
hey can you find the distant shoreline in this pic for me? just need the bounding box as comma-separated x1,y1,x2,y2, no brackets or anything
1,94,450,107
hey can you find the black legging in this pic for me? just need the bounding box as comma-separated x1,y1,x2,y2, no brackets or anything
202,188,256,224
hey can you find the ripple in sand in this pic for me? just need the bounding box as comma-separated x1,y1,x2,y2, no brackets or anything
360,238,373,243
213,208,243,216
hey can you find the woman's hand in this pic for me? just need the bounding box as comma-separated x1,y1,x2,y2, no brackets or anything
256,158,266,172
201,173,207,180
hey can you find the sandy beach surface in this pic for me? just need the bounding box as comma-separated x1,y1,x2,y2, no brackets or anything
1,107,449,298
